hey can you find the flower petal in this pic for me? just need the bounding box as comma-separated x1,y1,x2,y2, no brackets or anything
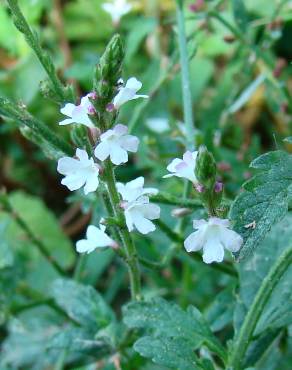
219,228,243,252
84,172,99,194
184,229,205,252
57,157,80,175
76,239,97,254
125,77,142,91
109,144,128,165
113,124,128,136
76,148,89,162
94,141,111,161
131,209,156,234
202,236,224,264
141,203,160,220
120,135,139,152
60,103,76,117
59,118,75,126
61,173,86,191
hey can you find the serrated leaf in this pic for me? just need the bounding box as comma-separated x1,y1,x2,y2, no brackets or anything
123,298,226,368
234,214,292,337
50,279,115,332
230,151,292,260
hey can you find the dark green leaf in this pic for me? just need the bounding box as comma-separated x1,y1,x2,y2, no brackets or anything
230,151,292,260
234,214,292,337
232,0,248,32
50,279,115,332
123,298,226,368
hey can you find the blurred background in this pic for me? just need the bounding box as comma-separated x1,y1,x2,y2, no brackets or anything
0,0,291,368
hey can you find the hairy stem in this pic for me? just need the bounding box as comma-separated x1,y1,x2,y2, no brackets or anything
229,247,292,369
103,161,142,301
150,191,201,208
0,97,73,156
6,0,72,104
175,0,195,150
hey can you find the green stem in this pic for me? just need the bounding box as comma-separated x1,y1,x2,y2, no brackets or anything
103,161,142,301
175,0,195,150
229,247,292,369
150,191,201,208
6,0,71,104
0,196,66,276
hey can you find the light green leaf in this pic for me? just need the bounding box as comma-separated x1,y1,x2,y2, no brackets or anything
123,298,226,368
50,279,115,332
0,191,75,270
230,151,292,261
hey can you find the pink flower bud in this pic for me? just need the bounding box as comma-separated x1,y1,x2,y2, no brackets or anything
88,105,96,115
214,182,223,193
106,103,115,112
189,0,204,12
195,183,205,193
88,92,97,100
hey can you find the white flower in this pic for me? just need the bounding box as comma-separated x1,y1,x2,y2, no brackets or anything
57,149,100,194
117,177,160,234
102,0,132,24
94,124,139,165
117,176,158,202
122,196,160,234
163,151,198,184
59,93,95,128
76,224,116,254
184,218,243,264
113,77,148,109
146,117,170,133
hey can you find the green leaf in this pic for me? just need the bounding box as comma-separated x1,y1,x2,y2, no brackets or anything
50,278,115,332
232,0,248,32
230,151,292,261
234,214,292,336
123,298,226,368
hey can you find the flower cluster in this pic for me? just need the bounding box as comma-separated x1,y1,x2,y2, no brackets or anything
57,77,160,254
56,72,242,263
164,150,243,263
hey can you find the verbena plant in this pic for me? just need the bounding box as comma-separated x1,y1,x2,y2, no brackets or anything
0,0,291,369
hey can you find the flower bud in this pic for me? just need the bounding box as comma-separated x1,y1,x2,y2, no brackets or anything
195,146,217,189
94,34,124,107
171,208,192,218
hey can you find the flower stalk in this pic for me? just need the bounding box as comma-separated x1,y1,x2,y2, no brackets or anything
229,246,292,369
175,0,195,150
6,0,73,104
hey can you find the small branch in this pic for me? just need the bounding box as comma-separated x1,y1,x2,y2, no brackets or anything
229,247,292,369
0,97,73,156
150,192,201,208
6,0,72,104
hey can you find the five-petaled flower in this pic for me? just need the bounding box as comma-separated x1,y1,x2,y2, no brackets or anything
113,77,148,109
76,224,117,254
57,149,100,194
59,93,96,128
117,177,160,234
102,0,132,25
163,150,198,184
184,217,243,264
94,124,139,165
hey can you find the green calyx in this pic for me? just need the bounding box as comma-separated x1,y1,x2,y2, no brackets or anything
195,146,217,188
93,34,124,111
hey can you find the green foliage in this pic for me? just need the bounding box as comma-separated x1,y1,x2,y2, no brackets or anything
230,151,292,261
123,298,227,368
